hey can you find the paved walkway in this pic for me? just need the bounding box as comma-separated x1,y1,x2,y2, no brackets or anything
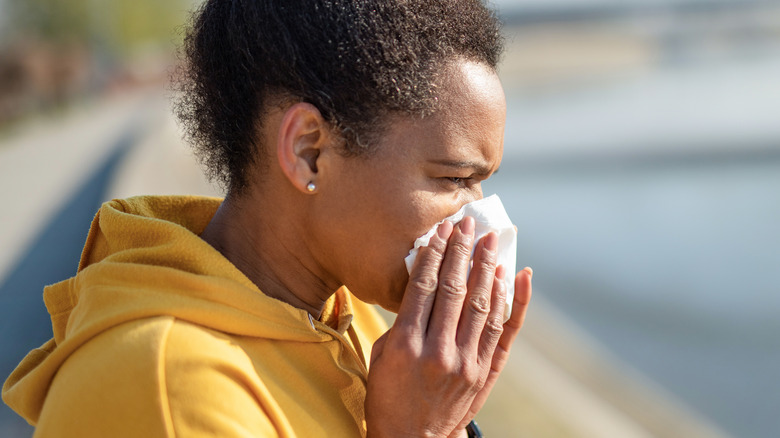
0,89,178,438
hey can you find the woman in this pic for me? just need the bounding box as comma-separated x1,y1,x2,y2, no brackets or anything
3,0,532,436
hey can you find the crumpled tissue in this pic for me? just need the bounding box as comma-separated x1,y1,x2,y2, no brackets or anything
404,194,517,321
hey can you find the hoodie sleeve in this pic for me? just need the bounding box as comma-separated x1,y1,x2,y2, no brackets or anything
32,317,286,438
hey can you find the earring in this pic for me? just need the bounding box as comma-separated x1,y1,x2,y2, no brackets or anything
306,182,316,192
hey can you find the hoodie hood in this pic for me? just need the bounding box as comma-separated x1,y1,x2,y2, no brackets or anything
3,195,350,423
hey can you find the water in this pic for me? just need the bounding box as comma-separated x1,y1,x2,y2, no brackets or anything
484,156,780,437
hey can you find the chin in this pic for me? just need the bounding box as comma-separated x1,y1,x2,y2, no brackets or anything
375,297,403,314
349,270,407,314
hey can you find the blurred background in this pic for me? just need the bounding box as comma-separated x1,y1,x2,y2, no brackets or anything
1,0,778,437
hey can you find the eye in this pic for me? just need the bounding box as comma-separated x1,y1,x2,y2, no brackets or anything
443,176,471,188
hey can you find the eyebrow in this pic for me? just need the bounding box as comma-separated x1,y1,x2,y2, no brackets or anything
428,159,498,177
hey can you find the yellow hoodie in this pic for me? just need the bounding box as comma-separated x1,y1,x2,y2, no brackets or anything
2,196,388,437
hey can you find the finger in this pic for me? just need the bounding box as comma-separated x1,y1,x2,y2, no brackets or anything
504,267,533,333
465,268,532,420
456,232,498,352
427,217,476,344
394,221,453,335
476,264,507,365
488,268,533,375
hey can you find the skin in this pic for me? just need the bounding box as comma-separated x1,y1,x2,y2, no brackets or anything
201,58,533,437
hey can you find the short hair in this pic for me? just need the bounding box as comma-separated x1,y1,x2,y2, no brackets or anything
174,0,503,193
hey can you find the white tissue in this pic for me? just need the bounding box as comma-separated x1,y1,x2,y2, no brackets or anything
404,194,517,321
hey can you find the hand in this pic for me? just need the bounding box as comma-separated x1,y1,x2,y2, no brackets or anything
452,266,533,432
365,217,533,438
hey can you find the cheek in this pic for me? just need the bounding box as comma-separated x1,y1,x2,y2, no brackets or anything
341,194,442,293
316,179,420,274
377,193,460,288
405,198,446,241
366,194,430,262
377,195,459,311
316,159,460,305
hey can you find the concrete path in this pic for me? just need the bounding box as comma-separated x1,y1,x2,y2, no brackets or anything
0,88,217,436
0,92,157,283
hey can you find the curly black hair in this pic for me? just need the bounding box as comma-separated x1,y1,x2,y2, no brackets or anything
174,0,503,194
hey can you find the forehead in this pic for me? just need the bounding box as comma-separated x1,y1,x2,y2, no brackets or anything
438,60,507,125
378,60,506,165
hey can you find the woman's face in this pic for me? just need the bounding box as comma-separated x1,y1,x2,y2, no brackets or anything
310,60,506,311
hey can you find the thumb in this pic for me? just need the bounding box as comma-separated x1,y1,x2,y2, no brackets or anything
370,330,390,365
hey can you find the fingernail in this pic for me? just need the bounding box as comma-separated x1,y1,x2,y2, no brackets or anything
524,267,533,279
496,265,506,280
484,232,498,252
437,221,453,239
460,216,475,236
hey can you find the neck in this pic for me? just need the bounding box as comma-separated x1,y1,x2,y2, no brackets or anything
200,192,336,319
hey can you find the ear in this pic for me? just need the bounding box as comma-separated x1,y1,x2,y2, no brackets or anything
276,102,331,194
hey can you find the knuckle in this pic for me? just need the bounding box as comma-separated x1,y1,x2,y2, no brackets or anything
393,335,419,355
408,274,438,294
449,240,473,259
422,351,454,374
484,316,504,339
458,365,480,386
394,348,416,365
474,370,488,389
420,242,446,260
428,238,448,255
475,257,496,274
467,293,490,315
439,277,466,298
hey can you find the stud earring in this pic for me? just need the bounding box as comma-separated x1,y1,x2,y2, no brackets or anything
306,182,316,192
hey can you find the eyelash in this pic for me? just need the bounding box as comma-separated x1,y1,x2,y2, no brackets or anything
444,176,472,187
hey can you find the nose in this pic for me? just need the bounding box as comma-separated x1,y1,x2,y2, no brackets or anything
467,183,484,204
